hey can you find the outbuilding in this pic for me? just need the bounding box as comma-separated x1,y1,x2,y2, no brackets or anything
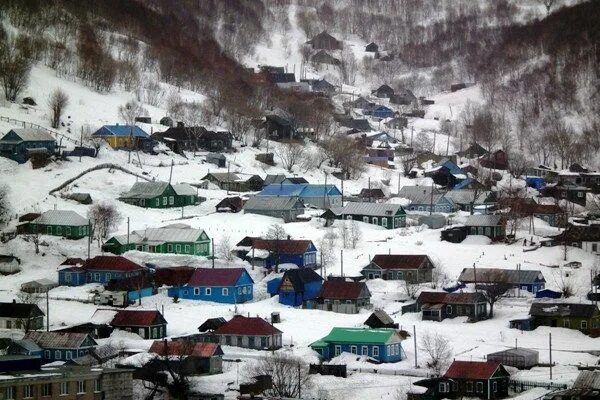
486,348,539,369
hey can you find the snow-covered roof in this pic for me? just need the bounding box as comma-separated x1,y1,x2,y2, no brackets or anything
34,210,89,226
120,181,169,199
5,128,56,142
341,202,404,217
131,226,206,243
172,183,196,196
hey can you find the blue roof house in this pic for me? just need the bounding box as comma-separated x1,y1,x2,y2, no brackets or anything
310,328,405,363
92,124,150,150
526,176,546,190
168,268,254,304
267,269,324,307
364,105,395,119
258,184,343,208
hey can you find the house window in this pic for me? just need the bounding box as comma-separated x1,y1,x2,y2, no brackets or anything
363,216,368,223
169,196,174,205
346,215,352,220
66,350,72,360
361,346,368,355
5,387,15,400
77,381,86,394
446,305,452,314
238,287,242,295
205,288,212,296
493,381,497,392
194,288,200,295
578,192,583,198
261,337,267,348
94,273,100,282
476,382,483,393
237,336,243,346
45,350,51,359
225,336,232,345
185,245,191,253
334,345,341,356
152,327,158,338
24,385,33,398
350,345,357,354
372,346,379,357
222,288,229,296
42,383,52,397
581,320,588,330
563,319,570,328
190,195,194,203
66,227,71,236
457,306,463,314
176,244,181,253
65,273,71,283
466,381,474,392
248,336,255,348
106,273,111,281
167,244,173,252
372,217,378,225
593,243,598,252
155,199,160,207
95,380,101,392
56,226,62,235
439,383,448,393
162,196,167,205
382,217,388,228
47,226,52,234
243,286,248,294
55,350,62,359
141,199,145,206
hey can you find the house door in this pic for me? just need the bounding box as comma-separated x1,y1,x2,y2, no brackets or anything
551,319,557,327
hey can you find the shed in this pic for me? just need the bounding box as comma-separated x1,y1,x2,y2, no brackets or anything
206,153,226,168
160,116,174,127
20,279,58,294
364,309,398,329
487,347,539,369
418,214,447,229
365,42,379,52
198,317,227,332
441,226,468,243
67,192,93,204
0,255,21,275
215,196,244,213
535,289,562,299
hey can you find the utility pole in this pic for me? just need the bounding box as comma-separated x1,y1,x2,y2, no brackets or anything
168,159,174,184
46,290,49,332
340,249,344,277
87,221,91,259
211,239,215,268
517,263,521,298
429,181,434,215
127,217,130,247
227,162,230,195
413,325,417,368
549,333,553,380
368,177,371,203
298,362,301,398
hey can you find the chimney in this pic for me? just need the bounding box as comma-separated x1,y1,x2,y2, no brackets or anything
177,121,184,128
12,299,16,304
287,235,291,240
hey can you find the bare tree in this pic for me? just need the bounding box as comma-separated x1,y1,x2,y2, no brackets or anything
118,100,146,161
0,35,32,102
23,232,41,255
249,353,311,398
420,332,453,377
275,141,305,172
48,88,69,129
349,220,362,249
478,271,513,318
552,269,575,298
266,224,287,272
338,221,350,249
318,228,338,272
15,292,42,333
0,185,10,227
404,280,420,299
542,0,556,15
217,233,234,261
88,203,122,247
322,134,365,179
140,340,195,400
340,48,358,85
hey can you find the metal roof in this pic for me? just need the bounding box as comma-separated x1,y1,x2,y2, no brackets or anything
25,331,96,349
341,202,405,217
243,196,304,211
0,302,44,319
33,210,89,226
487,347,539,358
130,226,207,244
172,183,197,196
573,371,600,389
258,184,342,198
398,186,447,205
120,181,169,199
4,128,56,142
313,327,399,345
444,190,491,205
464,214,503,227
529,302,599,318
93,125,149,138
459,268,545,285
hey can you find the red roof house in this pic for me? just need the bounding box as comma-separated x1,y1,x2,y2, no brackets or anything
362,254,435,283
213,315,282,350
110,310,167,339
84,256,144,272
316,280,371,314
148,340,224,374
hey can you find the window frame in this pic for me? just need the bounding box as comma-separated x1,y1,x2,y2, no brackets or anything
24,385,33,399
59,381,69,396
205,287,212,296
77,380,86,394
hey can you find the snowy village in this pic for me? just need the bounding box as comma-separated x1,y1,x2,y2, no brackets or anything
0,1,599,400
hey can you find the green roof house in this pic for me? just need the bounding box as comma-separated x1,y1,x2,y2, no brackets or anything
28,210,90,239
338,202,406,229
119,181,199,208
311,327,405,363
103,223,210,256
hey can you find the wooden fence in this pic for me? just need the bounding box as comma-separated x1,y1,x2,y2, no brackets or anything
509,379,567,393
0,115,79,145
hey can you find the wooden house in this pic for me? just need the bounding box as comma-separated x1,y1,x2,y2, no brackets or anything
441,226,468,243
311,50,341,66
265,108,296,140
361,254,435,283
0,128,57,163
246,239,318,269
357,188,386,202
119,181,199,208
103,224,210,256
424,158,466,188
243,196,305,222
338,202,406,229
266,268,323,307
479,150,509,170
197,129,233,152
27,210,90,239
306,31,342,50
316,280,371,314
153,126,233,153
528,302,600,334
444,190,494,213
384,116,408,130
168,268,254,304
0,301,45,331
540,184,589,207
257,183,342,209
549,223,600,255
413,361,510,400
310,327,404,363
154,266,195,288
149,340,223,375
364,309,398,329
398,186,455,213
486,348,539,369
201,172,264,192
365,104,395,119
372,84,395,99
110,310,167,339
58,256,144,286
416,292,487,322
464,215,505,240
457,142,488,159
66,192,93,204
24,332,97,363
92,124,150,149
543,370,600,400
458,267,546,294
198,317,227,333
215,196,244,213
213,315,282,350
390,88,417,106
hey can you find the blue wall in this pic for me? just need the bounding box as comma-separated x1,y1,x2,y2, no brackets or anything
279,280,323,307
168,273,254,304
58,269,142,286
265,251,317,269
58,270,86,286
41,347,91,363
128,287,155,301
319,342,403,363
